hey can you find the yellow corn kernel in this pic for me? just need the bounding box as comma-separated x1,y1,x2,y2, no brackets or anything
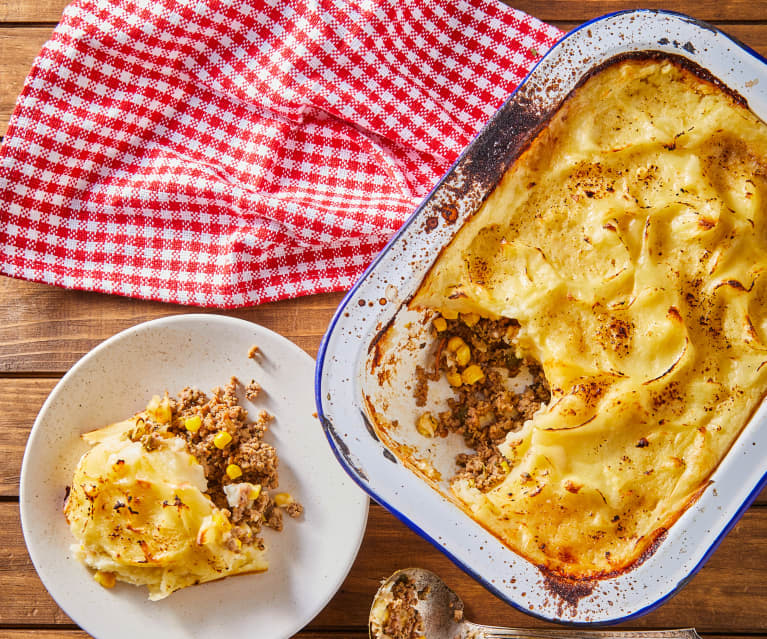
94,571,116,589
456,344,471,367
462,365,485,385
447,336,465,352
184,415,202,433
212,510,232,531
441,309,459,320
447,371,463,387
213,431,233,449
433,317,448,332
226,463,243,480
249,484,262,500
461,312,480,327
416,412,437,437
500,459,510,473
274,492,294,507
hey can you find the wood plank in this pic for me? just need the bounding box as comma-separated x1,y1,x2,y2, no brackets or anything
0,276,345,373
2,501,766,631
0,633,370,639
509,1,767,22
3,22,767,137
0,27,52,137
1,0,767,26
4,636,758,639
0,636,750,639
0,0,65,22
0,378,56,496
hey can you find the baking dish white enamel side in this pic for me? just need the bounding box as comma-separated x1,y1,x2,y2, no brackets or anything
315,10,767,624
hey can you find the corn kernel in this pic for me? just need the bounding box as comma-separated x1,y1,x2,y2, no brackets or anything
226,463,243,480
249,484,262,500
500,459,510,473
213,431,233,449
447,371,463,387
212,510,232,531
456,344,471,367
184,415,202,433
433,317,448,332
274,492,293,507
462,364,485,385
416,412,437,437
461,312,480,327
447,336,465,352
441,309,459,320
94,571,116,589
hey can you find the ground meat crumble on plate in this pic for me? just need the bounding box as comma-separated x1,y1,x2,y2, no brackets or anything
131,377,302,551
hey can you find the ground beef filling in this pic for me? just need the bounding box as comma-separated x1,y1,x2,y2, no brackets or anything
416,315,550,492
380,576,424,639
167,378,304,544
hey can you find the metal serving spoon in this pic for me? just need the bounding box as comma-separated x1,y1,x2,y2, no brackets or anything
369,568,702,639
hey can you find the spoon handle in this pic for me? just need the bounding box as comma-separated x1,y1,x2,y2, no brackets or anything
470,626,702,639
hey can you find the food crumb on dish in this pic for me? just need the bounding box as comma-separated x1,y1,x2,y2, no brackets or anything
64,377,302,600
248,344,260,359
370,575,425,639
245,379,261,401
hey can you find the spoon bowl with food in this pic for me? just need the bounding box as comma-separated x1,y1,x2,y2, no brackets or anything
369,568,703,639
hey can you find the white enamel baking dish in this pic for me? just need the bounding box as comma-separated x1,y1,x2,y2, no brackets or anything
315,10,767,624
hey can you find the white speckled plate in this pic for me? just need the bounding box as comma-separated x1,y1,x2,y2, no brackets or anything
20,314,368,639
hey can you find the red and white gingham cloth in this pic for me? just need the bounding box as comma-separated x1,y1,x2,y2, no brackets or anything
0,0,561,307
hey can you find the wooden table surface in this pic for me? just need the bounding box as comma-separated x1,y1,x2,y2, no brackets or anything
2,1,767,638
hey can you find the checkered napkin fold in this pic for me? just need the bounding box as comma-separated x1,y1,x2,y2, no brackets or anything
0,0,561,307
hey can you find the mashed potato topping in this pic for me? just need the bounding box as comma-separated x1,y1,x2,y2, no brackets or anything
413,56,767,577
65,416,267,600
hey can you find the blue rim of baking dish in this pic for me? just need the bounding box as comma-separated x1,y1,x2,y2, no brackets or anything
315,9,767,625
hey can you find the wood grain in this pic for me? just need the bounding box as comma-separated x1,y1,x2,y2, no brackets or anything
2,501,766,632
0,636,757,639
0,276,345,373
510,1,767,22
0,377,56,496
2,0,767,24
0,27,53,137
